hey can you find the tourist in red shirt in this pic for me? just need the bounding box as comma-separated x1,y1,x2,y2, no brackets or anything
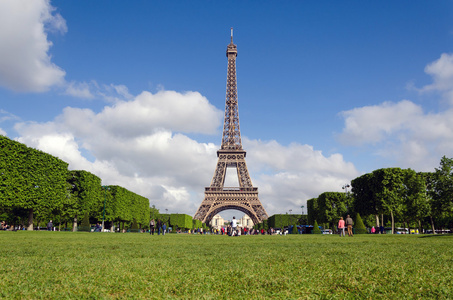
338,217,345,237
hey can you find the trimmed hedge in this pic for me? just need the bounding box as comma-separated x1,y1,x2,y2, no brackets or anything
193,218,203,230
0,136,151,230
0,136,68,229
312,220,322,234
170,214,193,230
355,213,367,234
268,214,302,229
307,198,318,225
67,170,102,227
106,185,150,229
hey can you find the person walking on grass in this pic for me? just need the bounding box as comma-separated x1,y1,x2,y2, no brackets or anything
149,219,155,235
345,215,354,237
157,219,162,235
47,220,53,231
231,216,237,236
338,217,345,237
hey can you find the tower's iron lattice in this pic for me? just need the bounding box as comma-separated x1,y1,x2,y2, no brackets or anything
193,29,268,225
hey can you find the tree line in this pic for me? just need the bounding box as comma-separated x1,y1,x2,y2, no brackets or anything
0,136,211,232
307,156,453,233
0,135,150,231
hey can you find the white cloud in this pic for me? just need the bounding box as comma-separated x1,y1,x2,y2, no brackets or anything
14,89,222,214
98,84,134,103
0,1,136,101
244,138,359,215
0,109,20,123
64,81,95,99
339,100,424,145
339,101,453,170
0,128,6,136
94,90,222,136
63,81,140,102
13,88,358,217
338,53,453,172
0,0,66,92
421,53,453,104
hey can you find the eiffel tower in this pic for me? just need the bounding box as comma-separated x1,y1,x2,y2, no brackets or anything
194,29,268,225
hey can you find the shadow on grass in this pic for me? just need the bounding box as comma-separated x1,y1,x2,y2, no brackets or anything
419,233,453,238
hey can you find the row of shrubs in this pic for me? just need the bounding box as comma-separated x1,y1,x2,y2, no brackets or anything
252,213,367,234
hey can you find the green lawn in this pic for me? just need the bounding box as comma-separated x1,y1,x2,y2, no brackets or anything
1,232,452,299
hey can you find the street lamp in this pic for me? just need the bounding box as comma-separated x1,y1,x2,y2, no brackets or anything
101,186,110,232
342,184,350,195
300,205,306,227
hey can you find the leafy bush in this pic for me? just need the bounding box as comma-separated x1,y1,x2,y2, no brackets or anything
312,220,322,234
355,213,367,234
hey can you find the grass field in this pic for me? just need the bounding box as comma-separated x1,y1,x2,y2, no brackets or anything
1,232,452,299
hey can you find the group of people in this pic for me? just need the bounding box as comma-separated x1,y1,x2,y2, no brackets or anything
370,226,388,234
149,219,167,235
0,220,8,230
94,223,102,232
337,215,354,237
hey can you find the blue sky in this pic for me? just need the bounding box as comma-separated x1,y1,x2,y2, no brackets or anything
1,1,453,221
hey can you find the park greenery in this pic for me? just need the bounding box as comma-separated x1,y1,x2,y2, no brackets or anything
303,158,453,234
0,136,154,231
1,232,452,299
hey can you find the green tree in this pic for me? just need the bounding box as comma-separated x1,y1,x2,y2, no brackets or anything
352,172,383,229
317,192,352,229
423,157,453,233
352,168,410,234
376,168,410,234
423,172,439,233
432,157,453,227
402,171,430,232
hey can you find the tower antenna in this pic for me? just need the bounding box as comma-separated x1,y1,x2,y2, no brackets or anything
231,27,233,43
